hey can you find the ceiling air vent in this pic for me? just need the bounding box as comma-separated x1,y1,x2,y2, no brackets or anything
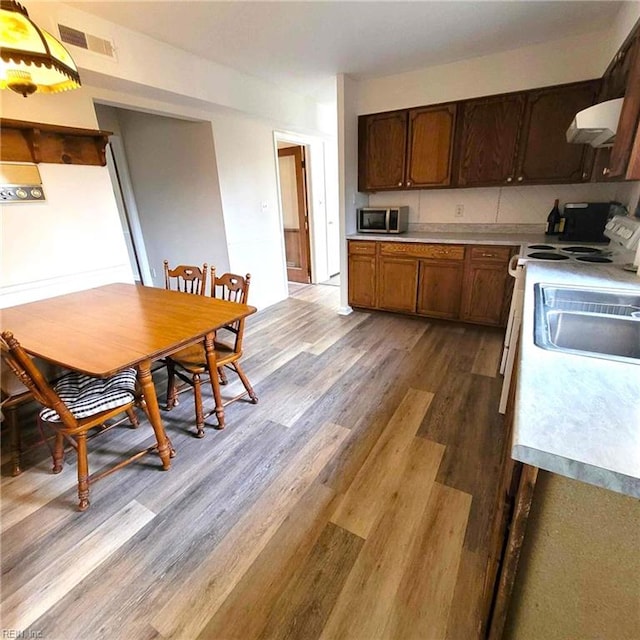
58,24,116,59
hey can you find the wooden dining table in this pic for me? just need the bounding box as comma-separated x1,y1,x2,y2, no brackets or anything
1,283,257,467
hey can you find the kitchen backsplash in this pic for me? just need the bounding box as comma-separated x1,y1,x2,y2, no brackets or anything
368,182,639,226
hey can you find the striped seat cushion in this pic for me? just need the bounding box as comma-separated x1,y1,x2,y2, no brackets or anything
40,368,137,423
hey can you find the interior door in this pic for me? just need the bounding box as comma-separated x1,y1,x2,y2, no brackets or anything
278,146,311,283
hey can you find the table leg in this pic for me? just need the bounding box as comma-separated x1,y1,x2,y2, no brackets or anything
204,332,225,430
137,360,172,469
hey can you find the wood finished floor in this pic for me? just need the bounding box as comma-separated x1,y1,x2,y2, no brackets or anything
1,284,507,640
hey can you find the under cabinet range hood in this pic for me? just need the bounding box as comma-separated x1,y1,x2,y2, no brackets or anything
566,98,624,148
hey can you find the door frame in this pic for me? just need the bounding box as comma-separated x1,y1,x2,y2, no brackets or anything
273,130,334,288
278,145,312,283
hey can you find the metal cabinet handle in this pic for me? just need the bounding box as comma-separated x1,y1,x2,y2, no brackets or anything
398,181,403,186
582,172,588,179
517,176,523,182
603,168,610,176
481,253,497,258
506,177,513,183
407,181,411,186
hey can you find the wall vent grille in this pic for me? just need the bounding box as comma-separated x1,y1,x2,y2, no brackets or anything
58,24,116,59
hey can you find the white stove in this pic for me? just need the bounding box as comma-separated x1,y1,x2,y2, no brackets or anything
523,242,616,264
522,215,640,267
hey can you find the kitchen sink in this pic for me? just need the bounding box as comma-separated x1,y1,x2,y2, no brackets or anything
534,285,640,364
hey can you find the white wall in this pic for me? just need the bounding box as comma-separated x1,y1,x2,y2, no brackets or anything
356,29,612,114
1,2,335,311
29,2,332,136
113,109,230,286
0,89,133,308
338,74,369,312
211,111,289,308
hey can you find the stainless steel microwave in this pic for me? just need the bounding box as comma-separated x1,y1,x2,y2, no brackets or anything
357,206,409,234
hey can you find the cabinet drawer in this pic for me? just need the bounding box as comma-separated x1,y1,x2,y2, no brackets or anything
469,246,513,263
348,241,376,256
380,242,465,260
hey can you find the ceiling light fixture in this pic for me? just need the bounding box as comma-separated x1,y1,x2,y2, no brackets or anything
0,0,80,97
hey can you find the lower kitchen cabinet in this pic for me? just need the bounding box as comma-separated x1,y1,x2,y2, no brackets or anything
348,242,377,308
461,246,515,326
417,260,464,319
377,256,418,312
348,240,516,327
461,263,511,325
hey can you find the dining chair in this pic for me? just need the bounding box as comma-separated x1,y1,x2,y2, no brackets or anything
165,269,258,438
1,357,64,476
153,260,209,376
1,331,161,512
163,260,208,295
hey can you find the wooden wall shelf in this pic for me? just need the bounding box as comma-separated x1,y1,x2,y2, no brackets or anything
0,119,112,167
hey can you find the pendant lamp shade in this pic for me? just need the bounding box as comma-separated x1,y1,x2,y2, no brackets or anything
0,0,81,97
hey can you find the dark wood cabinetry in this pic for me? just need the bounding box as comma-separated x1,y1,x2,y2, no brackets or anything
347,242,377,308
417,260,464,319
358,111,407,191
358,104,457,191
348,240,516,327
606,28,640,180
515,82,599,184
461,246,515,326
592,24,640,182
377,256,418,312
455,94,525,187
406,105,457,188
455,81,598,187
360,80,600,191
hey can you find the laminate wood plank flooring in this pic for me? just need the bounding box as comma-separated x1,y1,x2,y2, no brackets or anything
1,283,508,640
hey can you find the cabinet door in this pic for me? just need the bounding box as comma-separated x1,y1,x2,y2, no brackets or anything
377,256,418,313
515,81,599,184
348,254,377,308
406,104,456,188
455,94,526,187
608,34,640,178
348,243,377,308
358,111,408,191
416,260,464,319
461,263,511,326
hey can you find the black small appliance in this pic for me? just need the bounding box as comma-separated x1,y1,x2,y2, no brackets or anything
559,202,611,243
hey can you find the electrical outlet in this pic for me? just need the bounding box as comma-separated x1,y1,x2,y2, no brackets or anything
455,204,464,218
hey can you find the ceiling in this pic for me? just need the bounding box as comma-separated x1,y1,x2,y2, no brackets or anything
64,1,627,101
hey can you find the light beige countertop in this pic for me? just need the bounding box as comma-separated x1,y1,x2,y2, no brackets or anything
347,224,551,247
513,261,640,498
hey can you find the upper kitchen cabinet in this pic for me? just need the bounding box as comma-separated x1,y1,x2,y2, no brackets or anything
602,24,640,180
405,104,457,188
358,110,408,191
358,104,457,191
455,81,598,187
514,81,599,184
455,93,525,187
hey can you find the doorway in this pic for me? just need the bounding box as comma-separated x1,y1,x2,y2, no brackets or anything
277,144,312,284
105,139,151,284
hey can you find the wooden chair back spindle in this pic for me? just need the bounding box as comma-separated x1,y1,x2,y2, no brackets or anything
163,261,208,295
